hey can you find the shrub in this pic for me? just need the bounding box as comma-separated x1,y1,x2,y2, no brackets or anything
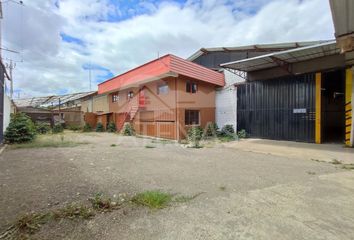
237,129,247,138
67,124,82,132
83,123,92,132
220,124,235,137
204,122,219,138
187,126,203,148
107,122,116,133
4,113,36,144
96,122,104,132
121,122,134,136
35,122,51,134
52,124,64,134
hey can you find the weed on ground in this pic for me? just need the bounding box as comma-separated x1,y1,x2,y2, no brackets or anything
110,144,117,147
132,191,172,209
219,186,226,191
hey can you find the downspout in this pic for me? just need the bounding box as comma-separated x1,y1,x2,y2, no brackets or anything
175,77,179,141
350,66,354,147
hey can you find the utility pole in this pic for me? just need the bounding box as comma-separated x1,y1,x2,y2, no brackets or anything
6,59,15,98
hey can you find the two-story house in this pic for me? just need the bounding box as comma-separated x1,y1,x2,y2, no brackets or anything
97,54,225,140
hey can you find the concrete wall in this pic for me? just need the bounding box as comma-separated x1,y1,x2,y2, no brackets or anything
216,70,245,131
3,95,15,132
92,95,109,113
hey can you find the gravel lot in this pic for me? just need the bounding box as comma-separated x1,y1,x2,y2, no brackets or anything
1,132,354,239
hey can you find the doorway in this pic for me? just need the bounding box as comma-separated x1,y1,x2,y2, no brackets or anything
321,69,345,143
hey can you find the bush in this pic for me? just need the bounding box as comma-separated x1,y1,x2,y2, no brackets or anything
220,124,235,136
121,122,134,136
237,129,247,138
52,124,64,134
187,126,203,148
83,123,92,132
107,122,116,133
204,122,219,138
35,122,51,134
96,122,104,132
67,124,82,132
4,113,36,144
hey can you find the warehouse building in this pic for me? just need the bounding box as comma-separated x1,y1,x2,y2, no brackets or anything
221,40,354,146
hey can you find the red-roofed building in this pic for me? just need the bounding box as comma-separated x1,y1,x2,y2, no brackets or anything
96,54,225,140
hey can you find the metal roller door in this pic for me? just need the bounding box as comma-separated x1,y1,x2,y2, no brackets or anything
237,73,316,142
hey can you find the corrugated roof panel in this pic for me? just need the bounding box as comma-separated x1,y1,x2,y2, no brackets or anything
221,41,339,72
330,0,354,37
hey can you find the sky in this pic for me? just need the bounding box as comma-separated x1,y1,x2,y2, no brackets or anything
2,0,334,98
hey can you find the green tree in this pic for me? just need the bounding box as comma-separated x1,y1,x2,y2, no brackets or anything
4,113,36,144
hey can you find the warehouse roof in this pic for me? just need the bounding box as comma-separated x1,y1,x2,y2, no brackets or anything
187,41,329,62
14,91,96,108
220,40,339,72
330,0,354,37
98,54,225,94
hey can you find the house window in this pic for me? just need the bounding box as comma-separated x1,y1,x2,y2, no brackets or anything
112,93,119,102
157,82,169,95
186,81,197,93
185,110,200,125
127,91,134,99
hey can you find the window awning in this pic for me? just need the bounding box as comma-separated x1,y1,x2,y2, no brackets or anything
220,41,340,72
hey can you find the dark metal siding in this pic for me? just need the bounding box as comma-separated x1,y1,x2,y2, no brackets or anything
0,64,4,143
237,73,316,142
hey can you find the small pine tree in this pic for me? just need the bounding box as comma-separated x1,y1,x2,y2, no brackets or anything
121,122,134,136
107,122,116,133
96,122,104,132
221,124,235,136
204,122,219,138
4,113,36,144
83,123,92,132
187,126,203,148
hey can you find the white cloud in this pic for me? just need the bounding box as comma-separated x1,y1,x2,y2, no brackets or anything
2,0,334,97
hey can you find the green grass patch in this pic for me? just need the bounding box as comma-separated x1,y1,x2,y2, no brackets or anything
9,135,89,149
145,145,156,149
331,159,342,165
110,144,117,147
219,186,226,191
307,171,316,175
11,140,88,149
132,191,172,209
342,164,354,170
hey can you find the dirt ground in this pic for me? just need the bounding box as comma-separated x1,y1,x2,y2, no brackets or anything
1,132,354,240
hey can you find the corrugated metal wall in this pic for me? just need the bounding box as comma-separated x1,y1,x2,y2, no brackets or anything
237,73,316,142
0,65,4,143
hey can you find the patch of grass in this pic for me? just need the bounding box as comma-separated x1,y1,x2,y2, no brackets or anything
15,212,51,235
11,140,88,149
342,164,354,170
110,144,117,147
151,139,173,144
218,136,236,142
307,171,316,175
219,186,226,191
331,159,342,165
145,145,156,149
132,191,173,209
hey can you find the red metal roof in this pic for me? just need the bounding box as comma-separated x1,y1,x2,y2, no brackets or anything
98,54,225,94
